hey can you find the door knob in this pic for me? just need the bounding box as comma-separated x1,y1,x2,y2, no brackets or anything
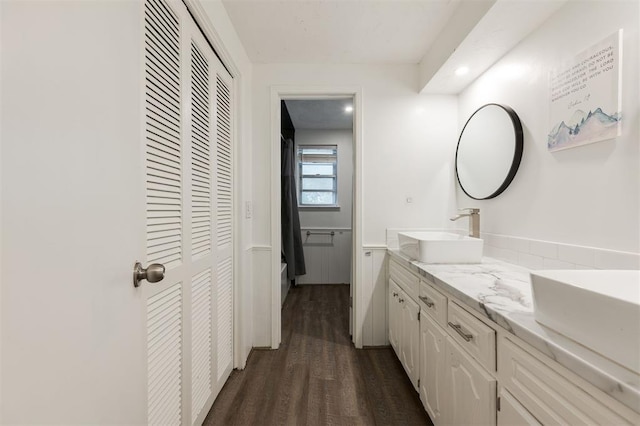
133,262,165,287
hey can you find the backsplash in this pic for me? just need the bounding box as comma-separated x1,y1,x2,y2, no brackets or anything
386,228,640,270
482,232,640,271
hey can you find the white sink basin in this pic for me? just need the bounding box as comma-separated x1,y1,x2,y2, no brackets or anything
397,231,483,264
530,270,640,373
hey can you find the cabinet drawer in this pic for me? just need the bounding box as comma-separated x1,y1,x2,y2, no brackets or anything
499,337,637,425
419,279,447,327
389,259,419,300
447,301,496,372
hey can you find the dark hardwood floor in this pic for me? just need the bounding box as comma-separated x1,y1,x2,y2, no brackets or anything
204,284,432,426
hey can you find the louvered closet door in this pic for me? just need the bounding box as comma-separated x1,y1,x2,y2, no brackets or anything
143,0,234,425
213,48,234,402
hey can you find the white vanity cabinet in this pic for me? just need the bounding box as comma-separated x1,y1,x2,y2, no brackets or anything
443,335,497,425
419,309,447,424
389,279,401,355
390,258,496,424
387,255,640,426
497,389,541,426
447,300,496,372
399,291,420,389
498,336,637,425
388,273,419,389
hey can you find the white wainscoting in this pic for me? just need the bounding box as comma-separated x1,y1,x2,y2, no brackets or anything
297,228,352,284
362,246,388,347
251,246,273,348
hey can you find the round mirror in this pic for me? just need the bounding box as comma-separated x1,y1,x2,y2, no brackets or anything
455,104,523,200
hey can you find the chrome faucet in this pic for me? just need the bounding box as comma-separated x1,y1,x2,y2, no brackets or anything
450,208,480,238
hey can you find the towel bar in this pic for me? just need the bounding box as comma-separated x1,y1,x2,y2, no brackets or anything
306,230,335,236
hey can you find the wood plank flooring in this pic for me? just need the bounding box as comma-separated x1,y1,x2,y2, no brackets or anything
204,284,432,426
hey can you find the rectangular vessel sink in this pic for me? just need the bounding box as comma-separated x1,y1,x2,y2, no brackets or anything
397,231,483,264
531,270,640,373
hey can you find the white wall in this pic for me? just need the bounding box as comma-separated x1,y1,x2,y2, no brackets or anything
295,129,353,285
297,129,353,229
457,0,639,255
251,64,459,346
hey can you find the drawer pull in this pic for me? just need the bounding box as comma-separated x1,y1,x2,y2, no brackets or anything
399,298,404,303
392,292,398,298
448,322,473,342
419,295,434,308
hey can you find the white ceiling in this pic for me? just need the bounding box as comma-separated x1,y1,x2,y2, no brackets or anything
221,0,461,64
420,0,566,93
219,0,566,94
285,99,354,130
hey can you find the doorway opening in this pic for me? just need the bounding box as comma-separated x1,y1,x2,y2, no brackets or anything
270,88,363,349
280,98,354,337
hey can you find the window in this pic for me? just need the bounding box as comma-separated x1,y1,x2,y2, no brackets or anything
297,145,338,206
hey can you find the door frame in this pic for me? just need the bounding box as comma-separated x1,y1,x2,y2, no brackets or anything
270,86,364,348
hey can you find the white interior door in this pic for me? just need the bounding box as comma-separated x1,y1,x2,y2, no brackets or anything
1,1,148,423
1,0,232,423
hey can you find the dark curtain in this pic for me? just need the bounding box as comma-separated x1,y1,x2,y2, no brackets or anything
281,137,306,280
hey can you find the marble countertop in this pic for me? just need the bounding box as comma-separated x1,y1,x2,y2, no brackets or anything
387,249,640,414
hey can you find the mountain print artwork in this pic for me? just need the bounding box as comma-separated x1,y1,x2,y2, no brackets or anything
548,108,621,151
548,30,622,152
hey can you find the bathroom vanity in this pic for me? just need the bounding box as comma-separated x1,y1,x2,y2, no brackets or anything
387,250,640,425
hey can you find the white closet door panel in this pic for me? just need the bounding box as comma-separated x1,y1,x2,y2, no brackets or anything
190,41,212,260
187,11,234,423
215,74,233,253
191,269,213,421
147,283,183,425
188,31,217,425
216,257,233,380
213,60,234,394
143,2,234,424
145,0,183,271
145,1,191,425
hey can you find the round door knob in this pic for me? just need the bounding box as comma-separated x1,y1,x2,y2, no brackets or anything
133,262,165,287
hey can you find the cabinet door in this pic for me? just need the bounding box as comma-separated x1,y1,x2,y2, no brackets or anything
498,389,541,426
389,279,401,356
498,336,637,425
444,337,497,426
400,292,420,389
420,311,447,425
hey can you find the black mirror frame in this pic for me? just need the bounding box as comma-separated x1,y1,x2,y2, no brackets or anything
455,103,524,200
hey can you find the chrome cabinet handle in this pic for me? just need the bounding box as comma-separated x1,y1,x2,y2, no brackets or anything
419,295,434,308
448,322,473,342
133,261,165,288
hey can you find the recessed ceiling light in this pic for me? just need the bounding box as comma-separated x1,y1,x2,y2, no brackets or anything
344,105,353,113
455,66,469,76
